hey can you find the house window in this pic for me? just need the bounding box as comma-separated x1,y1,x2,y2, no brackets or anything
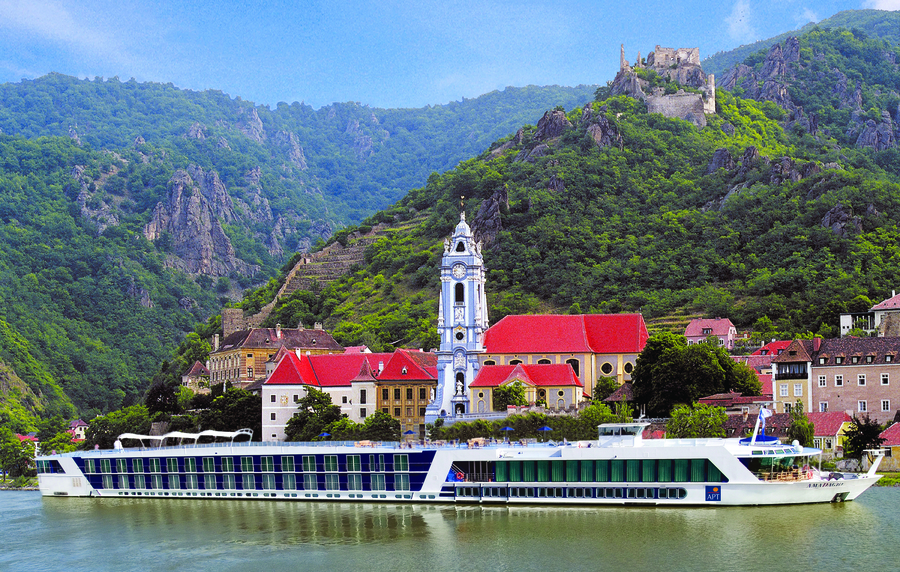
882,374,889,386
394,388,401,400
360,408,367,419
819,402,828,413
858,374,866,386
793,383,802,397
293,394,299,403
419,407,426,416
784,402,792,414
835,357,844,364
858,401,867,412
270,413,276,421
818,376,826,387
394,407,400,417
780,384,788,397
406,407,412,417
342,396,348,404
813,438,821,448
818,357,826,365
866,356,874,363
852,356,859,364
270,394,276,402
887,355,894,363
824,438,833,450
702,328,712,335
382,388,389,401
880,399,891,411
835,375,843,387
407,388,413,400
360,390,367,404
419,388,426,400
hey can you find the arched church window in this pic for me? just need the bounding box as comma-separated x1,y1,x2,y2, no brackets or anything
538,359,551,365
624,362,634,374
566,359,580,377
455,241,465,252
455,283,464,304
484,360,496,366
509,359,522,365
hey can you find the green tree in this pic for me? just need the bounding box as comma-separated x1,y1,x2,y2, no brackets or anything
843,415,885,460
0,428,36,479
284,387,344,442
359,410,400,441
666,403,727,438
84,405,152,450
786,400,815,447
493,381,528,410
632,333,762,417
593,376,619,401
198,389,262,441
36,415,78,455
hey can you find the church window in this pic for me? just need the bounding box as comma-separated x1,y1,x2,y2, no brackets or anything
455,241,465,252
455,283,464,305
624,362,634,374
538,359,551,365
601,362,613,375
510,359,523,365
484,360,496,366
566,359,580,377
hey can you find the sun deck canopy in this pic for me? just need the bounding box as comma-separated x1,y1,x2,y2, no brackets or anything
117,428,253,447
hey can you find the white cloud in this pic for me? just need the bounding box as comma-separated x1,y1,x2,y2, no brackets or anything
795,8,820,27
725,0,757,44
863,0,900,9
0,0,131,66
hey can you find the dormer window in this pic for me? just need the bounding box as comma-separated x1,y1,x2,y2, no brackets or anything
702,328,712,335
852,356,859,364
887,355,894,363
401,366,407,375
866,355,874,363
761,350,769,355
836,357,844,364
819,358,827,365
789,350,797,356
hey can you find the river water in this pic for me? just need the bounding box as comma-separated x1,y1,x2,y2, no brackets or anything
3,489,898,571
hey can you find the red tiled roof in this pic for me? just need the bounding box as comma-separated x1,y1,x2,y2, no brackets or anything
69,419,88,428
872,293,900,311
184,360,210,377
470,364,583,388
880,422,900,446
16,434,37,442
684,318,734,338
263,351,419,387
604,382,633,402
483,314,648,354
806,412,852,437
751,340,791,356
379,349,438,382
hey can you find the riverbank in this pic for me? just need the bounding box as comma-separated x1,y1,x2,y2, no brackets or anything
876,471,900,486
0,477,38,490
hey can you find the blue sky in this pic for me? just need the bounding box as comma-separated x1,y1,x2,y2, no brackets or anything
0,0,898,110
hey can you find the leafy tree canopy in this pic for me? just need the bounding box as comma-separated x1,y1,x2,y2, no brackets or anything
666,403,728,438
843,414,885,460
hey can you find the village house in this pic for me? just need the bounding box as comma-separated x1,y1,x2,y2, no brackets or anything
208,323,343,389
181,361,211,394
878,422,900,471
772,337,900,423
260,349,436,441
684,317,737,349
806,411,853,459
838,290,900,336
468,363,584,414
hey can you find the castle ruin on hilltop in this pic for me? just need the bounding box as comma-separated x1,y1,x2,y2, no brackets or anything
612,44,716,127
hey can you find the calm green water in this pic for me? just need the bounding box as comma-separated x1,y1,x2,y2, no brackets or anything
2,489,898,572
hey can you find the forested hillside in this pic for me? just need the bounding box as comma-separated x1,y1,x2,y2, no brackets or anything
242,26,900,359
702,9,900,77
0,75,595,425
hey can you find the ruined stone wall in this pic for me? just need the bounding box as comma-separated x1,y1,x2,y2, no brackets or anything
646,92,709,127
650,46,700,67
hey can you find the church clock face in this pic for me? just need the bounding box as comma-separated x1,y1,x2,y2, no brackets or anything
452,263,466,279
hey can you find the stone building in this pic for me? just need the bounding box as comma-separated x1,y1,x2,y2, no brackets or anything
209,324,343,389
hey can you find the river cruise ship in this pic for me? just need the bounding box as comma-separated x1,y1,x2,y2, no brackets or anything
35,423,884,506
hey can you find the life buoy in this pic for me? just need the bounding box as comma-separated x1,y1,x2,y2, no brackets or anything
456,472,465,480
806,470,813,480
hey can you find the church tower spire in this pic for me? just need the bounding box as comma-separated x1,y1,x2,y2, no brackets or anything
425,211,488,422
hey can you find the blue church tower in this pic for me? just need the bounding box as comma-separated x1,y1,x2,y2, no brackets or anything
425,212,488,422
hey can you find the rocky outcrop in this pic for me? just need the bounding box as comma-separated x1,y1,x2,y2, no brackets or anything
273,131,308,170
488,129,524,158
854,111,896,151
514,143,550,163
706,148,735,174
821,204,862,237
736,146,764,178
345,119,375,160
236,107,265,143
186,122,206,139
472,186,508,252
143,167,258,277
582,104,623,149
71,165,120,235
769,157,802,185
533,110,572,141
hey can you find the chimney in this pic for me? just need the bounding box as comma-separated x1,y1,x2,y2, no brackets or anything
213,334,219,352
378,361,384,375
295,349,302,361
813,338,821,352
276,323,282,339
314,322,323,330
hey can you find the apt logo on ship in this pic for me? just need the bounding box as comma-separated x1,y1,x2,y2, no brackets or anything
705,485,721,501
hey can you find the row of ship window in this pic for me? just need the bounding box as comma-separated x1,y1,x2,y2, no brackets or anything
94,472,412,492
82,454,410,475
459,486,689,500
494,458,728,484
